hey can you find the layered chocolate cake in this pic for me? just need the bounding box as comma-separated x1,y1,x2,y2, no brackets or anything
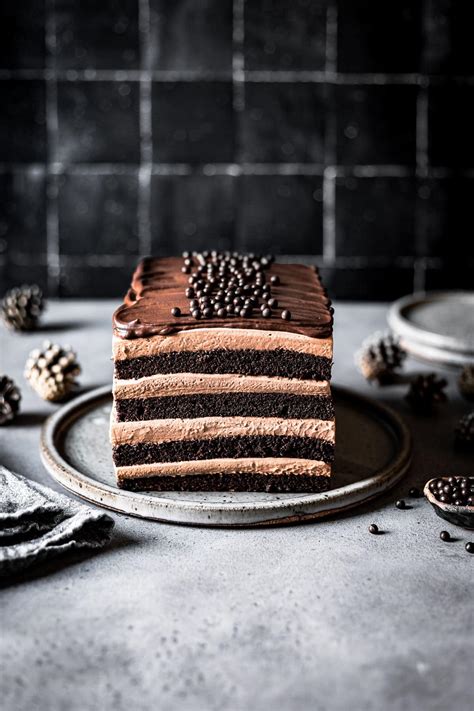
111,252,335,492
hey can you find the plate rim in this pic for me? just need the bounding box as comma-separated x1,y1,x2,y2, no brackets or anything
40,385,412,527
388,290,474,357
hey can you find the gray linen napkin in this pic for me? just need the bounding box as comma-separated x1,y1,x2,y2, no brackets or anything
0,465,114,578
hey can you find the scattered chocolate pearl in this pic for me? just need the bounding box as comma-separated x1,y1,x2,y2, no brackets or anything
281,310,291,321
181,266,190,274
191,309,201,320
262,308,271,318
270,275,280,285
439,530,451,542
368,523,379,535
396,499,406,510
409,487,421,498
171,307,181,317
465,542,474,554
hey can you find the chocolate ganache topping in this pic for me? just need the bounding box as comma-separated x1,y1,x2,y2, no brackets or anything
113,252,333,339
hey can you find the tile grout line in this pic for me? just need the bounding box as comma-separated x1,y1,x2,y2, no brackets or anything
2,68,474,85
138,0,152,257
232,0,245,248
414,69,430,291
45,0,60,295
322,2,338,264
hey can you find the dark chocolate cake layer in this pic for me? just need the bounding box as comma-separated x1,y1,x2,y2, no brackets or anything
115,393,335,422
115,349,332,381
118,471,330,493
113,436,335,467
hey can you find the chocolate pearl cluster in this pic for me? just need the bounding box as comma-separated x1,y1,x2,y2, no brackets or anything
428,476,474,507
172,251,292,322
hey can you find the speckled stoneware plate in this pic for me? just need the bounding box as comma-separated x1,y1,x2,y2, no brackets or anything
388,291,474,368
40,385,411,527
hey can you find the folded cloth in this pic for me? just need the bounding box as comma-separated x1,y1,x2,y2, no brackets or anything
0,465,114,578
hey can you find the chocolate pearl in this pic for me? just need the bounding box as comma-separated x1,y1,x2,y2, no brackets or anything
270,275,280,285
267,298,278,308
182,251,190,259
171,307,181,317
240,308,250,318
281,310,291,321
454,499,464,506
217,308,226,318
226,304,234,314
184,258,192,267
189,299,199,309
409,487,420,498
465,542,474,553
368,524,379,535
396,500,406,509
440,531,451,542
181,266,190,274
203,307,213,318
185,287,194,298
262,308,271,318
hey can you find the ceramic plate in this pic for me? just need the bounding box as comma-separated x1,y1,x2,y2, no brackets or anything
388,291,474,368
40,385,411,527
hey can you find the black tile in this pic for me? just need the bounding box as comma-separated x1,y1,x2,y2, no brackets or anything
238,175,323,254
418,178,474,258
424,262,474,291
150,174,235,254
56,81,140,163
0,0,45,69
423,1,474,75
318,265,415,300
428,85,474,168
335,177,416,258
54,0,139,70
152,82,234,163
0,263,49,294
150,0,233,72
336,85,416,165
337,1,421,73
242,83,326,163
59,264,132,297
0,170,46,260
0,81,46,163
58,172,139,256
244,0,327,70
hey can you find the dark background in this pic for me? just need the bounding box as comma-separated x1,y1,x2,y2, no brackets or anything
0,0,473,299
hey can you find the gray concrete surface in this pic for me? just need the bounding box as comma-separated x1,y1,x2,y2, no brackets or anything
1,300,472,711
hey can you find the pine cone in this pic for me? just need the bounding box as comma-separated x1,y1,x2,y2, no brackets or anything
25,341,81,402
356,331,406,384
1,284,45,332
0,375,21,425
454,412,474,450
405,373,448,414
458,365,474,401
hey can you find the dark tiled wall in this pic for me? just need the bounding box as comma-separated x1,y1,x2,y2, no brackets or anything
0,0,473,300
